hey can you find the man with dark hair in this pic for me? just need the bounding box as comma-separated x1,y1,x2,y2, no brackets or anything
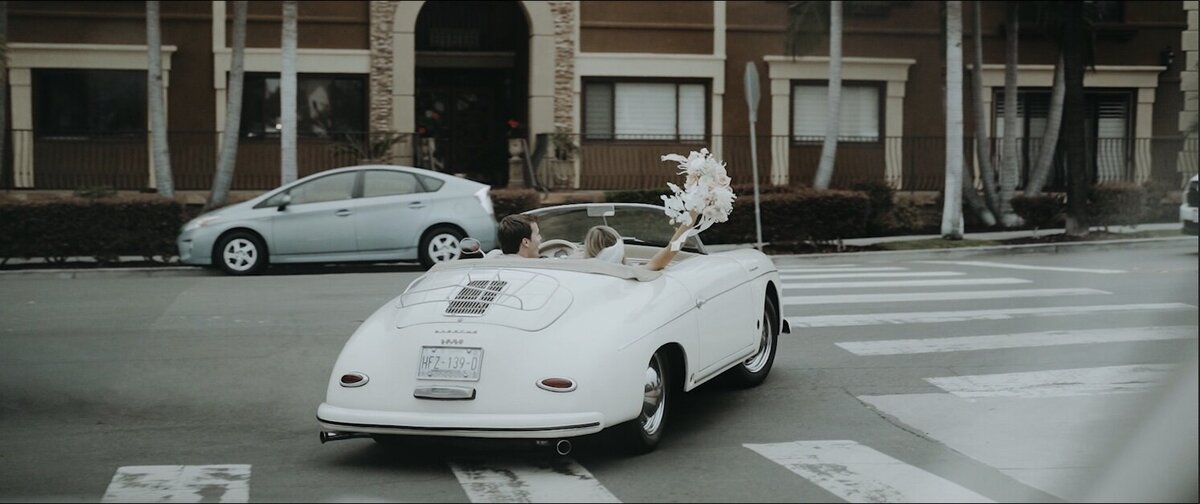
495,214,542,258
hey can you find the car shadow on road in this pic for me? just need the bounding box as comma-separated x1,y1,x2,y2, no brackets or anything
262,262,429,276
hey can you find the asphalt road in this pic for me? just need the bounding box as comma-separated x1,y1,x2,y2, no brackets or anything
1,243,1196,503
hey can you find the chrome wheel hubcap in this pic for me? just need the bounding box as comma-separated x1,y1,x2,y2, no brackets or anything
222,238,258,272
743,315,772,373
639,354,666,436
428,234,461,263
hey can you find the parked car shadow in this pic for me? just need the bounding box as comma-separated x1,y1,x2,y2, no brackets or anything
262,262,429,276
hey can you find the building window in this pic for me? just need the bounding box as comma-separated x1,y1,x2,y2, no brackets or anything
994,89,1132,187
583,80,707,141
241,73,367,138
792,83,881,143
33,69,146,137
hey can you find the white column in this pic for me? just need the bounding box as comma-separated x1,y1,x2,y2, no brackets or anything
391,1,422,134
9,68,34,188
769,77,790,185
213,1,227,155
885,80,906,188
711,0,726,161
528,32,556,137
148,70,169,189
1135,87,1155,183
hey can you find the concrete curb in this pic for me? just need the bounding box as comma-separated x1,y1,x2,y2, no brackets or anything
1,235,1194,279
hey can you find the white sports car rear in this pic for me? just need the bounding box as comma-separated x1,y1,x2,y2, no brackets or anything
317,203,790,454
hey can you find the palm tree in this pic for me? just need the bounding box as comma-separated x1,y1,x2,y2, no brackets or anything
206,1,247,210
280,0,298,185
1024,54,1064,195
942,0,965,239
1,1,8,184
785,1,842,190
997,2,1020,226
968,1,1001,218
813,0,841,190
146,1,174,197
1061,0,1088,236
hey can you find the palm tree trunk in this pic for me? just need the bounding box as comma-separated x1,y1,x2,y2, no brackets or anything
280,0,298,185
146,1,173,197
1024,53,1065,196
813,0,841,190
207,1,246,210
1,1,8,187
970,1,1000,219
942,1,965,239
998,2,1019,226
1062,1,1088,236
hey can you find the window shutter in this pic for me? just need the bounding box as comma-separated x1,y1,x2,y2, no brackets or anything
584,83,614,140
614,83,677,139
678,84,706,141
1095,97,1129,181
793,85,879,142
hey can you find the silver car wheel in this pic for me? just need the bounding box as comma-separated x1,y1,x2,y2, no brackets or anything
222,238,259,272
427,233,462,263
640,354,666,436
742,315,773,373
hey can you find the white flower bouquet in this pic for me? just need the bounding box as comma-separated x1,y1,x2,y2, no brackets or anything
660,148,736,250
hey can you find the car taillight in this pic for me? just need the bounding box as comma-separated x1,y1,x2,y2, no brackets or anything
536,377,576,392
475,187,494,217
340,372,368,387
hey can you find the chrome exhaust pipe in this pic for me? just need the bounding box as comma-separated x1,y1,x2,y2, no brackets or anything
320,431,371,443
555,439,572,456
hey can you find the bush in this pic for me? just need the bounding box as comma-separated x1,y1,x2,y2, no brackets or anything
1140,179,1180,222
489,188,542,220
850,180,895,235
1010,194,1065,230
879,199,928,234
605,184,800,206
1087,182,1145,229
0,198,187,262
701,189,870,245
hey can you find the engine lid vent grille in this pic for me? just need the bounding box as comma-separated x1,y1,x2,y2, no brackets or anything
445,280,507,316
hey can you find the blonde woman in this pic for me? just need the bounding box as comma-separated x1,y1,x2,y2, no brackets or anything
584,216,694,271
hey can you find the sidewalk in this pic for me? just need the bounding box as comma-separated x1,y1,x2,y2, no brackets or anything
705,222,1189,252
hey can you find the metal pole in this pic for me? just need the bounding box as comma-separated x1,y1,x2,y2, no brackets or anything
750,127,763,250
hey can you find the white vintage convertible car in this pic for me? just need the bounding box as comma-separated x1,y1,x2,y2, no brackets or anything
317,203,790,454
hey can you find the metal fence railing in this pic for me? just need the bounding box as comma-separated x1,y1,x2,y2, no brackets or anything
3,130,1197,192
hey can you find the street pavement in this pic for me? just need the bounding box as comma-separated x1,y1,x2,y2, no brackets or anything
0,243,1196,502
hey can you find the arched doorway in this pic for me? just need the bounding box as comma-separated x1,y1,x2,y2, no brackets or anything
413,1,529,186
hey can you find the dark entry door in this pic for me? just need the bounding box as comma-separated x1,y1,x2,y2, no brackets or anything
416,69,511,186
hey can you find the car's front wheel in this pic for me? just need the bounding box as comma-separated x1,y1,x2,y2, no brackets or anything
214,231,268,275
723,296,779,388
618,350,671,454
419,226,465,268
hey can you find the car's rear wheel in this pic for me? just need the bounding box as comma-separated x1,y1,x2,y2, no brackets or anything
214,231,268,275
419,226,465,268
723,296,778,388
618,350,671,454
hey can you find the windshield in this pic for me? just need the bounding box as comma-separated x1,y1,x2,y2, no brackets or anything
526,204,705,253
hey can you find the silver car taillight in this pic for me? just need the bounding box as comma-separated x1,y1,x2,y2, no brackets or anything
474,187,494,217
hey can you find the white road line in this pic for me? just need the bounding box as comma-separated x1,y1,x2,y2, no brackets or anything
916,260,1127,274
786,303,1194,328
102,465,250,503
782,271,964,280
836,325,1198,355
744,440,993,503
784,288,1106,306
449,458,621,503
777,267,905,274
783,277,1030,290
925,364,1176,398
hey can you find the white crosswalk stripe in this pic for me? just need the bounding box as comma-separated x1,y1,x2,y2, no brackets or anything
924,364,1177,398
786,303,1194,328
836,326,1198,355
782,271,964,280
102,465,250,503
915,260,1127,274
784,287,1108,306
778,266,907,274
783,277,1031,290
448,458,621,503
745,440,994,503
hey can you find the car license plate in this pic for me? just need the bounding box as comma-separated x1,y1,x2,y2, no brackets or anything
417,347,483,381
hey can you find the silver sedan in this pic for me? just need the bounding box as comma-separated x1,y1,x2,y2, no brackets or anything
177,165,498,274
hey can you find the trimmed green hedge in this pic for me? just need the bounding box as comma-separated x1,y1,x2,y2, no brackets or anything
0,198,188,262
701,189,871,244
1010,194,1065,229
489,189,542,220
1087,182,1146,228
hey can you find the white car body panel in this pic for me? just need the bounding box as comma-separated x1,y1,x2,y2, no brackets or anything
317,217,786,440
